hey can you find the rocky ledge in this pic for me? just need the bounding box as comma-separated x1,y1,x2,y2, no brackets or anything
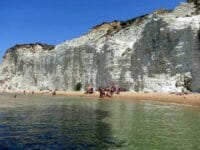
188,0,200,14
5,43,55,55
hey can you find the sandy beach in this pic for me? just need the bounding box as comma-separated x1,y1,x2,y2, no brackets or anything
1,89,200,107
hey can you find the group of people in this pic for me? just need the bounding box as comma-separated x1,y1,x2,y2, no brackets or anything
84,84,121,98
99,85,120,98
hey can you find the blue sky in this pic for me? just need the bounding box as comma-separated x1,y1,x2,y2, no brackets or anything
0,0,186,60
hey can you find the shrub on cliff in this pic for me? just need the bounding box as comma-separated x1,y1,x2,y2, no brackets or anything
75,82,82,91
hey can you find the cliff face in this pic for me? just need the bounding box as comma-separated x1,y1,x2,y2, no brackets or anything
0,2,200,92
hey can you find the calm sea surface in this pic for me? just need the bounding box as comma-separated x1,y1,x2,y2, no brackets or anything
0,93,199,150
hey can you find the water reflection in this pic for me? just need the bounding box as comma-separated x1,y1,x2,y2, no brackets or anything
0,100,122,149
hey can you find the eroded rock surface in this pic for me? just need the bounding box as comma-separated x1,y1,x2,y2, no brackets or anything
0,2,199,92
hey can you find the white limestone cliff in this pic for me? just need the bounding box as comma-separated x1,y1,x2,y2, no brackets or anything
0,1,199,93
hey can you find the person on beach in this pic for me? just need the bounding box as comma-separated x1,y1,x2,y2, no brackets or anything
105,91,112,98
85,85,94,94
110,86,116,95
99,88,105,98
14,94,17,98
116,87,120,94
52,90,56,96
89,87,94,94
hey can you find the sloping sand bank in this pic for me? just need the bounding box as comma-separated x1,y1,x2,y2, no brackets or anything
1,90,200,107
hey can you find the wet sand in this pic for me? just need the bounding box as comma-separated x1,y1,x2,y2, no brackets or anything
1,90,200,106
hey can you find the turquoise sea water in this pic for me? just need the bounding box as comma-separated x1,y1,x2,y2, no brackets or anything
0,93,199,149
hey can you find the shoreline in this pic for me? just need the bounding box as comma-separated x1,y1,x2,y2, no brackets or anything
1,90,200,107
